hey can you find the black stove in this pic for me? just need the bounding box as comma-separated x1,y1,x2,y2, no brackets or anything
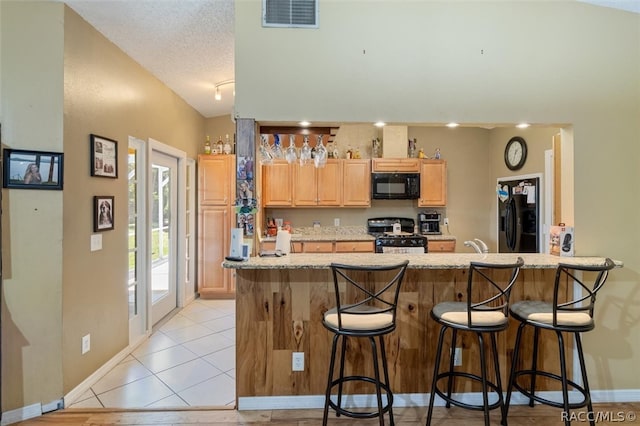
367,217,428,253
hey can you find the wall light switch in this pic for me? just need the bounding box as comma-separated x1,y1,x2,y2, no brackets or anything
82,334,91,354
334,218,340,227
91,234,102,251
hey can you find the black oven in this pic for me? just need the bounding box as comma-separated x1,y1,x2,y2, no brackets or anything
368,217,428,253
371,173,420,200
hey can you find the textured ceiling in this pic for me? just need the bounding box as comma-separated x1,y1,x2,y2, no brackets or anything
64,0,638,120
65,0,235,119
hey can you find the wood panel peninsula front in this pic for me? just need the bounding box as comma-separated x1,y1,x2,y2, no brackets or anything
223,253,621,409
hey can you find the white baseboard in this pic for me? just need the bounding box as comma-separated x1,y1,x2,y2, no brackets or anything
63,335,148,408
1,403,42,426
3,388,638,424
238,389,640,411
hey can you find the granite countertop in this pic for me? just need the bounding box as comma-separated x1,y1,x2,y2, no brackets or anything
223,253,622,270
260,226,456,243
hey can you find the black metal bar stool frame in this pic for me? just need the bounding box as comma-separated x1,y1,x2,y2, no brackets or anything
425,258,524,426
322,260,409,426
504,259,615,426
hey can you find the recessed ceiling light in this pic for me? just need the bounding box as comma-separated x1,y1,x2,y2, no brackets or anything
374,121,386,127
299,121,311,127
516,123,530,129
446,122,459,128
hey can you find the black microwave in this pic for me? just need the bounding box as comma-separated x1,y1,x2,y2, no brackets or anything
371,173,420,200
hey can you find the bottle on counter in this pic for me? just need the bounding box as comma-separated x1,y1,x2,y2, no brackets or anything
217,136,223,155
418,148,425,158
223,134,232,155
204,135,212,155
435,148,441,159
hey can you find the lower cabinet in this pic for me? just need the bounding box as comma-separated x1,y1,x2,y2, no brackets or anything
261,240,374,253
335,241,374,253
198,206,234,298
428,239,456,253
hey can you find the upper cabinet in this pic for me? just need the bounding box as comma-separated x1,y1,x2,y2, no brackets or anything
293,159,342,206
343,159,371,207
262,160,293,207
262,159,370,208
199,155,232,205
372,158,420,173
419,159,447,207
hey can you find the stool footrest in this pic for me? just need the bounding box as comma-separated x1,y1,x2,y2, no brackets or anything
434,371,503,411
512,370,590,409
327,375,393,419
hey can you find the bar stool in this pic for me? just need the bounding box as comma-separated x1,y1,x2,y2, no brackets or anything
425,257,524,426
504,258,615,426
322,260,409,426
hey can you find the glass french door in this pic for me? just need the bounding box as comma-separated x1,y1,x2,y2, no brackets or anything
150,151,178,324
128,137,147,344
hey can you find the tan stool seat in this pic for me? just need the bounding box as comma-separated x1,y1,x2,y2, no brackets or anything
433,301,509,327
510,300,594,327
324,306,394,331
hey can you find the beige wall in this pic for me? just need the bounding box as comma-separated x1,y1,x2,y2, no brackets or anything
1,2,206,412
1,1,65,409
62,6,204,393
204,115,237,155
239,0,640,391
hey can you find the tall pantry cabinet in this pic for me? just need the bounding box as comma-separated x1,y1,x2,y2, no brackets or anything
198,155,235,298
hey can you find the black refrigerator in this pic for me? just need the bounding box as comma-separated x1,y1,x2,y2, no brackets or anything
497,177,540,253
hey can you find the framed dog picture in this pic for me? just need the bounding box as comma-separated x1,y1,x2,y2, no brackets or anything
90,134,118,178
94,196,114,231
2,148,64,190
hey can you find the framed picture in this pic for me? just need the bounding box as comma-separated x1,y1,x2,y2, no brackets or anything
90,134,118,178
2,148,64,190
93,196,114,231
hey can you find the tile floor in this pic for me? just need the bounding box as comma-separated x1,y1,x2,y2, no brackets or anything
68,298,236,409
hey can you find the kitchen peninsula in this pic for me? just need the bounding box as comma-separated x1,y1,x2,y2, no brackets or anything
224,253,621,409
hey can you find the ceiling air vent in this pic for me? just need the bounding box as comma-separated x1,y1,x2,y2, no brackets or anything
263,0,319,28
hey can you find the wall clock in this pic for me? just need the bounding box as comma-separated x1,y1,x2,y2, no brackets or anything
504,136,527,170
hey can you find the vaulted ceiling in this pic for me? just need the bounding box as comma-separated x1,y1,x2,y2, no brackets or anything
64,0,639,120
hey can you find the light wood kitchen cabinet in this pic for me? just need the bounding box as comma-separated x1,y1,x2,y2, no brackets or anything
419,159,447,207
198,155,235,298
372,158,420,173
301,241,334,253
293,159,342,206
342,160,371,206
335,241,374,252
262,160,293,207
261,239,374,253
428,239,456,253
199,155,232,205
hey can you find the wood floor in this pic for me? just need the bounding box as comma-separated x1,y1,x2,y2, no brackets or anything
12,402,640,425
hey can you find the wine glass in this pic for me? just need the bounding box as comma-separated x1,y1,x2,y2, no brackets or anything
259,134,273,165
314,135,327,168
272,134,284,159
285,134,297,164
299,135,312,165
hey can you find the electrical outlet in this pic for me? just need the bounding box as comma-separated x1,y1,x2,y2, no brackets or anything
443,217,449,226
82,334,91,354
292,352,304,371
334,218,340,227
453,347,462,366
